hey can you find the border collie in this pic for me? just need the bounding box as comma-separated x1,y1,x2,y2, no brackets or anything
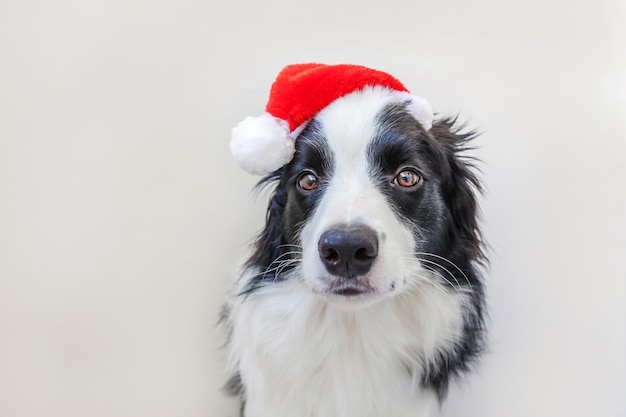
221,70,487,417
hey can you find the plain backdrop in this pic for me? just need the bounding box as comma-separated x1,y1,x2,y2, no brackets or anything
1,0,625,416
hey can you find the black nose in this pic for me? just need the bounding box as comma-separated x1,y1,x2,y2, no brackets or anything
318,226,378,278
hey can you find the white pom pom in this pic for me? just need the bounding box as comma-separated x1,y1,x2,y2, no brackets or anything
406,94,433,131
230,113,296,175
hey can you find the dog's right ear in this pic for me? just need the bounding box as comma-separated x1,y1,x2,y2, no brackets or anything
245,171,287,271
428,118,486,266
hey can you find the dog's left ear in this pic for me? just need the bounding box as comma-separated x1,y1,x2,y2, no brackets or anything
429,119,485,262
246,173,287,270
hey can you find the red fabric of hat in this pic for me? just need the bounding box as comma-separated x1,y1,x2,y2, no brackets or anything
266,63,409,131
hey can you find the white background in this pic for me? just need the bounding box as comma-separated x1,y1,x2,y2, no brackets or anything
1,0,625,416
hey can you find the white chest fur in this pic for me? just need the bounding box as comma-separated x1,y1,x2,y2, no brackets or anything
227,272,467,417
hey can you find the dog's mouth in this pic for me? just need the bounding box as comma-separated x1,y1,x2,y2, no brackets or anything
328,282,373,297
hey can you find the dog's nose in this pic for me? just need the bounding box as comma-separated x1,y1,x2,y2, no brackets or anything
318,226,378,278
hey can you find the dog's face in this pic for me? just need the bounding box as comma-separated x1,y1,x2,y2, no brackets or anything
244,86,476,309
248,86,482,309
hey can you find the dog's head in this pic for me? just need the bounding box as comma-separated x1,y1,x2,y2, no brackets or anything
242,85,484,308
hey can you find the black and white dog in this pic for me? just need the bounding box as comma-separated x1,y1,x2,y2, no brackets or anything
222,68,487,417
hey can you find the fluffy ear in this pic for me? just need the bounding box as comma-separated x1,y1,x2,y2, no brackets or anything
429,118,485,264
422,118,487,398
241,172,288,293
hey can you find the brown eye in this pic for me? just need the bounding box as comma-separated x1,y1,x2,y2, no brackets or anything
297,172,319,191
393,168,421,188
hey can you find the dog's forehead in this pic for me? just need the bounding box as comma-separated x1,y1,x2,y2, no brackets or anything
314,86,407,158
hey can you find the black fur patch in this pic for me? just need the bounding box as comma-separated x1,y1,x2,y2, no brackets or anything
369,103,487,398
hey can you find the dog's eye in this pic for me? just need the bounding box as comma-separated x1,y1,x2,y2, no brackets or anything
392,168,422,188
297,172,319,191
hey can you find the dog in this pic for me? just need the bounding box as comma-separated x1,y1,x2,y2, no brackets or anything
221,64,487,417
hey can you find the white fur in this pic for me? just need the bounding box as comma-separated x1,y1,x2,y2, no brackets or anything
228,271,466,417
226,87,466,417
404,93,433,131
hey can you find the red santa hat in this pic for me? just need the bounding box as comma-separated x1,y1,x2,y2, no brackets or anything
230,63,433,175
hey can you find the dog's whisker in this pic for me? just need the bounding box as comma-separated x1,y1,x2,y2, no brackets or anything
415,258,463,290
412,252,474,290
402,262,471,300
261,261,299,278
274,259,302,282
420,264,465,297
271,250,304,261
261,252,303,278
276,243,304,250
268,250,303,263
261,261,300,279
397,252,464,292
402,251,473,293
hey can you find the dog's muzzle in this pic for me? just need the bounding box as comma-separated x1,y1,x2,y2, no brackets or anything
318,225,378,279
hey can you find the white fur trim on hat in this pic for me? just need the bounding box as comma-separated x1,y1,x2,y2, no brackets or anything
230,113,296,175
